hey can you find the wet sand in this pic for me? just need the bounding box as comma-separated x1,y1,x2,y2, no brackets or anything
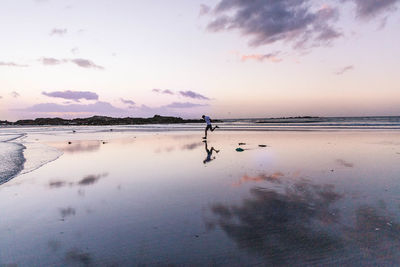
1,130,400,266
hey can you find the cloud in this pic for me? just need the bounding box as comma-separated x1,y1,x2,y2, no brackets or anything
71,47,79,55
21,101,124,114
42,90,99,102
70,58,104,69
205,0,341,49
38,57,104,69
335,65,354,75
50,28,67,36
241,52,282,62
0,61,29,67
179,90,210,100
199,4,211,16
165,102,208,108
11,91,20,98
40,57,65,65
345,0,399,19
120,98,135,105
152,88,174,95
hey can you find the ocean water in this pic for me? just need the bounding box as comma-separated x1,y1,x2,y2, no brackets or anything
0,132,62,185
0,116,399,185
0,142,26,184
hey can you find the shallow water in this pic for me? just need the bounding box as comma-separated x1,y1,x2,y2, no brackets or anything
1,130,400,266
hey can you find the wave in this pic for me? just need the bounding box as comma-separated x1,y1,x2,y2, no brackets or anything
0,133,63,186
0,142,26,185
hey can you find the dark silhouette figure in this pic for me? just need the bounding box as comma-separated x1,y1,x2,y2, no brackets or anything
203,141,219,164
202,115,219,139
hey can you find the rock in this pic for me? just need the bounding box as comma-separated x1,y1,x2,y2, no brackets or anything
236,148,244,152
238,142,246,145
258,144,267,147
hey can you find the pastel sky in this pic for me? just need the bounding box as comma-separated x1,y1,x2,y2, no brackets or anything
1,0,399,120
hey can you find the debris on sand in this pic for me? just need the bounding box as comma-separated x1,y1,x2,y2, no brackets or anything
236,148,244,152
238,142,246,145
258,144,267,147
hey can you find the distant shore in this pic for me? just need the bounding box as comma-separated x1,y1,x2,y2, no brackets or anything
0,115,211,126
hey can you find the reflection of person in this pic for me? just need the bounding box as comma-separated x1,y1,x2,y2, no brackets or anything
203,141,219,164
202,115,219,139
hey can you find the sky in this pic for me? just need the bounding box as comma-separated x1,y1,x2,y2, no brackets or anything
0,0,399,120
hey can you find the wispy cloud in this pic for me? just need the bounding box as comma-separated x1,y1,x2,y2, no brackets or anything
199,4,211,16
0,61,29,67
165,102,208,108
120,98,135,106
38,57,104,70
335,65,354,75
40,57,65,65
345,0,399,19
50,28,67,36
71,47,79,55
152,88,174,95
241,52,282,63
205,1,341,49
42,90,99,102
70,58,104,69
179,90,210,100
11,91,20,98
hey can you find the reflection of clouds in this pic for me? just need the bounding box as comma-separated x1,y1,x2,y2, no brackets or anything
181,142,202,150
49,181,67,188
336,159,354,168
232,172,284,186
48,240,61,252
48,173,108,189
65,248,92,266
345,205,400,262
154,146,175,153
208,181,343,265
59,207,76,218
53,141,101,154
78,173,108,186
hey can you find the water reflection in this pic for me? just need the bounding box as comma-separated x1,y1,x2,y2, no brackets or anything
52,141,101,154
47,240,61,252
232,172,284,186
48,173,108,189
181,142,202,150
78,173,107,186
49,181,67,188
346,205,400,262
208,181,343,265
65,248,92,266
59,207,76,219
203,141,220,164
336,159,354,168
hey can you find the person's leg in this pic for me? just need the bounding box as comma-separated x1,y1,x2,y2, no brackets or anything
204,126,208,138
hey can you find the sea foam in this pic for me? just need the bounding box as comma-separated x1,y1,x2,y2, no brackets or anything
0,142,26,185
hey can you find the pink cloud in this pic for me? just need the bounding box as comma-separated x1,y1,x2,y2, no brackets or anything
240,52,282,63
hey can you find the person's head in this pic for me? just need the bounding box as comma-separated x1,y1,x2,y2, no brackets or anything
202,115,205,119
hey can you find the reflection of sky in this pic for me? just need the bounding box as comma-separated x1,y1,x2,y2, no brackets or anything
1,131,400,265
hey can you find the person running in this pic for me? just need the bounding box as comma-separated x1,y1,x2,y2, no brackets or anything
202,115,219,139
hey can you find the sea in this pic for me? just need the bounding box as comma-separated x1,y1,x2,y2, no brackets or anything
1,116,400,185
